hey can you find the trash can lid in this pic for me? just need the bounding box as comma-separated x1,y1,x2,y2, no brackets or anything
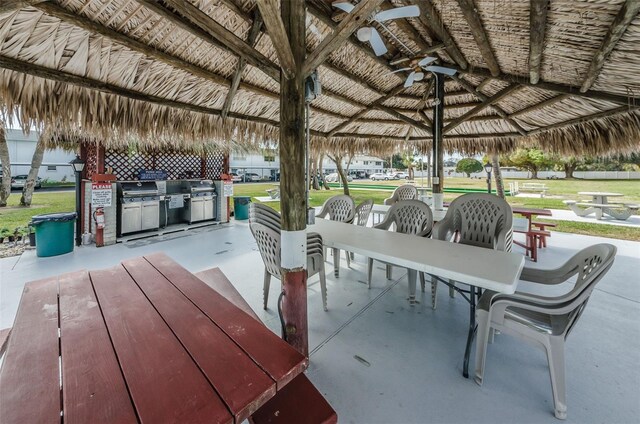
234,196,251,199
31,212,77,224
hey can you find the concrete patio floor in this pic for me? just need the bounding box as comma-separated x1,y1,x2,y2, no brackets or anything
1,221,639,423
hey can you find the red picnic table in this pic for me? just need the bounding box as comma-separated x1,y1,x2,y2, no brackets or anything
511,206,554,261
0,253,309,424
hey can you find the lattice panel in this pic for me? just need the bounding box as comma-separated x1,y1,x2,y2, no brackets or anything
83,143,99,179
104,149,225,181
205,152,225,180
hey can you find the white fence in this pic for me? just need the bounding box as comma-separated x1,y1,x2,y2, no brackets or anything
437,170,640,180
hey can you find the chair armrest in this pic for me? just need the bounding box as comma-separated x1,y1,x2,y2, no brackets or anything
519,263,578,285
373,214,394,230
316,205,329,219
432,216,454,241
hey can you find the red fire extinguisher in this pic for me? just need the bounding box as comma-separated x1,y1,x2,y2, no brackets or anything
93,207,105,247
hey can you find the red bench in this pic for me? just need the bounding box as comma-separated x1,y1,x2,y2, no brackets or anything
195,268,337,424
532,221,557,248
0,327,11,357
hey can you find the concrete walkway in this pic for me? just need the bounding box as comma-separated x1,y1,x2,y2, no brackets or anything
1,222,639,423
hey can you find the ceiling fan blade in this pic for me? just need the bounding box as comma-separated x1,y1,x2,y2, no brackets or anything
357,27,372,42
418,56,437,67
369,28,388,56
332,1,355,13
404,71,416,88
424,66,457,76
385,67,413,75
375,5,420,22
390,57,411,65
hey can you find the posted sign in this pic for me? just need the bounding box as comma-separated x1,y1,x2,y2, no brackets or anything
91,182,112,207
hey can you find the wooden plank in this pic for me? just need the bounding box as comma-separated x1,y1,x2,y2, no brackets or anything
90,265,232,424
303,0,385,76
256,0,295,79
144,253,308,388
195,268,260,321
581,0,640,92
529,0,550,84
444,84,521,133
456,0,500,76
58,271,138,424
0,277,61,424
122,258,275,423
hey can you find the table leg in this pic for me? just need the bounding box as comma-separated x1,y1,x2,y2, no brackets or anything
407,269,418,306
463,285,477,378
333,248,340,277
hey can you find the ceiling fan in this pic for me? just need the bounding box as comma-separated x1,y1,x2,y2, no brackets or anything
388,56,457,87
332,1,420,56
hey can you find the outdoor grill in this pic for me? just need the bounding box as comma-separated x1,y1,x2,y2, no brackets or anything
181,179,217,223
119,181,160,235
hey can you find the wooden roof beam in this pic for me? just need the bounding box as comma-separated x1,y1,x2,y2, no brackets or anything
221,12,263,119
447,64,638,105
456,0,500,76
444,84,522,133
139,0,280,81
529,0,550,84
303,0,384,77
453,75,528,135
256,0,296,79
375,105,432,134
412,0,468,70
580,0,640,92
509,94,570,117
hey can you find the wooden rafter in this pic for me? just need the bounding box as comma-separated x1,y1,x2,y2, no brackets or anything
510,94,570,117
303,0,385,76
444,84,522,133
446,64,638,106
529,0,550,84
412,0,468,70
453,75,528,135
456,0,500,76
255,0,295,79
376,105,432,134
138,0,280,81
221,13,263,119
580,0,640,92
0,0,46,14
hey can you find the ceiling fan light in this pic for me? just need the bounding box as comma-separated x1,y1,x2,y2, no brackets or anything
414,72,424,81
357,27,372,42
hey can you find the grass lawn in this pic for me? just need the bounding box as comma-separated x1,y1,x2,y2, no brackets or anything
0,192,76,231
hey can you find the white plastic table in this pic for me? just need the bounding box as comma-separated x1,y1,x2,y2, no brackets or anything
309,218,525,378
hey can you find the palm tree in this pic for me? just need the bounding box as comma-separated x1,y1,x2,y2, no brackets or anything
20,130,46,206
0,124,11,207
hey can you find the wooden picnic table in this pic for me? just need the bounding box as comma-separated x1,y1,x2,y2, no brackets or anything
511,206,553,262
0,253,307,424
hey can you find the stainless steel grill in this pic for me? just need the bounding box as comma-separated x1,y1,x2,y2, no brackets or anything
119,182,160,235
182,180,217,223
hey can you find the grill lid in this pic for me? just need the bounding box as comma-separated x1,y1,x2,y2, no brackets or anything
121,181,159,196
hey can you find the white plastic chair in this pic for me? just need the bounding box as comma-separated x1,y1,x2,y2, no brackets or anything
316,195,355,276
347,199,374,260
384,184,418,205
367,200,433,303
430,193,513,309
474,243,616,420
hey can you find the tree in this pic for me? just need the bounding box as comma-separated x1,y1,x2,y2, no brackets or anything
456,157,483,177
0,124,10,207
401,152,415,179
491,154,505,198
552,155,583,179
502,148,552,179
20,131,46,206
327,152,351,195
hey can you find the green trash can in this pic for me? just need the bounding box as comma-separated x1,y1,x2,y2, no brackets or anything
233,196,251,220
31,212,77,257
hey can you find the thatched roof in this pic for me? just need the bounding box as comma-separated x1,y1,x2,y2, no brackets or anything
1,0,639,156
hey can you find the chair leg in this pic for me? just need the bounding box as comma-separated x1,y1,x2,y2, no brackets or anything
419,272,425,292
367,258,374,289
319,266,328,312
386,264,392,280
449,280,456,298
407,269,417,305
345,250,351,268
431,275,438,310
545,336,568,420
263,269,271,310
474,309,491,386
350,251,355,260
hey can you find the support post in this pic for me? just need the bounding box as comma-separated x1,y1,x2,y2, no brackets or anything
279,0,308,357
432,73,445,208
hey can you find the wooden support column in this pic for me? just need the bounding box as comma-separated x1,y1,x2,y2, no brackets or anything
279,0,308,357
432,73,445,197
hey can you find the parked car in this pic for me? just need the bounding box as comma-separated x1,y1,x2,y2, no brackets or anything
392,172,410,180
229,173,242,182
324,173,352,183
370,172,390,181
11,175,42,189
242,173,261,182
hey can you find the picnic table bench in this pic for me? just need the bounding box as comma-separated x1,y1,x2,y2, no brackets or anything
0,253,336,424
266,185,280,199
511,206,554,262
519,182,548,197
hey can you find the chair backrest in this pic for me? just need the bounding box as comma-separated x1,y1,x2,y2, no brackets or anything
386,200,434,236
249,222,281,278
318,195,355,223
384,184,418,205
249,203,281,233
354,199,374,227
250,203,280,221
435,193,512,252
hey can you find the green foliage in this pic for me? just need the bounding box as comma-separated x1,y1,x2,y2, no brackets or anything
501,148,553,178
455,158,483,177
